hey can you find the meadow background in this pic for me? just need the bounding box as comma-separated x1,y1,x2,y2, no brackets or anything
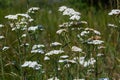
0,0,120,80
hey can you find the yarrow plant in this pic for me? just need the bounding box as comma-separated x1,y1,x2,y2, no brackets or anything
108,9,120,44
56,6,105,80
106,8,120,79
0,7,46,80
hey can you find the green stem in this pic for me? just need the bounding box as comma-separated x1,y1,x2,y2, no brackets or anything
95,46,98,80
0,53,5,80
116,32,120,51
15,30,23,80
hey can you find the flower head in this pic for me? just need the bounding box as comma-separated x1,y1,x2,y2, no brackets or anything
45,50,64,56
21,61,42,70
31,44,45,54
74,57,96,67
27,7,40,13
2,46,9,51
50,42,62,47
59,6,81,21
59,59,76,64
60,55,69,59
0,36,5,39
70,15,80,20
108,9,120,15
32,44,45,50
56,29,67,35
108,23,117,28
5,15,18,20
58,6,67,12
72,46,82,52
28,25,44,32
44,56,50,60
87,40,104,45
0,24,4,28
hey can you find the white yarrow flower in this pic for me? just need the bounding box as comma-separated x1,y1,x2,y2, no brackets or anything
72,46,82,52
0,24,4,28
94,30,101,35
0,36,5,39
80,21,88,24
2,46,9,51
59,6,81,21
50,42,62,47
63,8,75,16
31,49,44,54
20,43,29,47
59,59,76,63
46,50,64,56
80,31,89,36
21,34,27,38
44,56,50,60
58,6,67,12
21,61,32,67
108,23,117,28
60,55,69,59
27,7,40,13
75,57,96,67
97,53,104,57
108,9,120,15
17,13,30,18
32,44,45,50
5,15,18,20
70,15,80,20
29,18,34,22
56,29,67,34
87,40,104,45
28,26,38,31
31,44,45,54
21,61,42,70
59,21,74,28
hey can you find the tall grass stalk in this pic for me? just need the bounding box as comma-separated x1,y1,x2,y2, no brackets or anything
16,31,23,80
0,52,5,80
95,46,98,80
